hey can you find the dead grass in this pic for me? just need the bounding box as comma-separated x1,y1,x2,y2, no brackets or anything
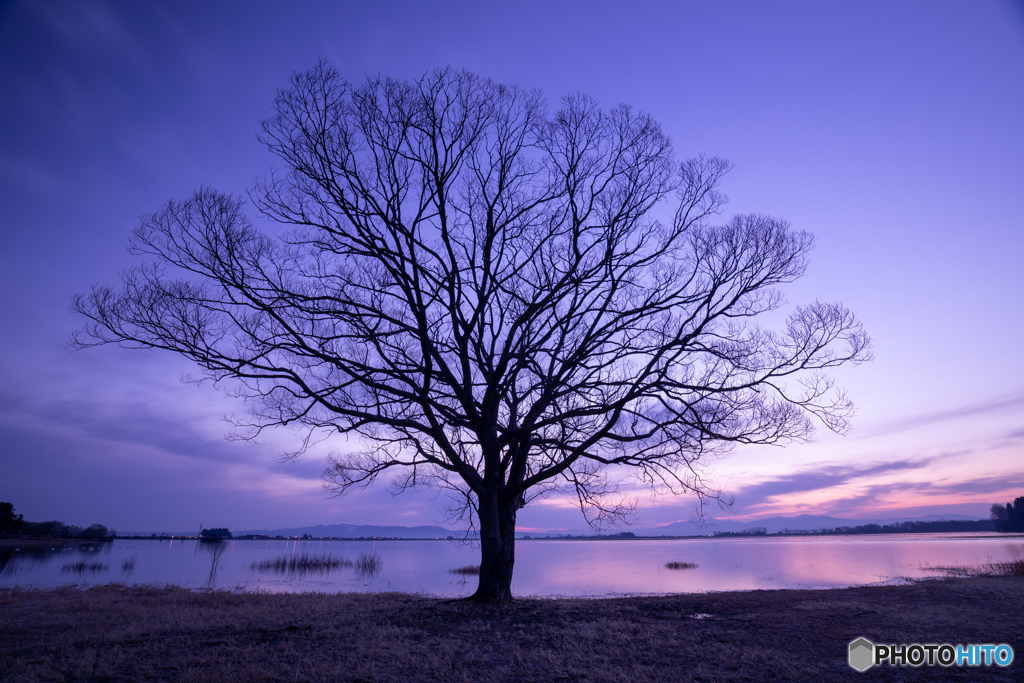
250,553,352,575
1,577,1022,682
922,559,1024,578
994,559,1024,576
59,561,109,575
665,561,698,570
354,551,381,576
448,565,481,575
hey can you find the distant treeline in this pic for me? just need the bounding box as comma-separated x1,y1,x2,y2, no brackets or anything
0,502,114,540
233,534,458,541
713,527,769,537
19,520,114,539
991,497,1024,532
711,520,997,537
518,532,639,540
200,528,232,539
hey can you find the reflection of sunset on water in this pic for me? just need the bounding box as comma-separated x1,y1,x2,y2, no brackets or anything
3,535,1022,596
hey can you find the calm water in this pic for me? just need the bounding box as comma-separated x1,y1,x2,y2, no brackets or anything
2,533,1022,596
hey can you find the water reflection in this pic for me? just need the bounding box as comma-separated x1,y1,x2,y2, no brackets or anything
1,556,20,578
355,552,382,578
1,541,110,579
0,534,1021,596
251,553,352,576
202,540,226,587
60,560,109,575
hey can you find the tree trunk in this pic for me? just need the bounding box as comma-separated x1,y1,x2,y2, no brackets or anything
472,492,519,602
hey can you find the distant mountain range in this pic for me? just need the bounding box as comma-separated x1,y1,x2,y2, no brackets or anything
120,513,989,540
531,513,989,537
236,523,457,539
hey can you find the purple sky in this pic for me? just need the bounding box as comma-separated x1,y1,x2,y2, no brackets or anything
1,1,1022,533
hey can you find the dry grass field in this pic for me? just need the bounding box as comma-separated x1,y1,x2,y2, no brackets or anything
2,577,1021,682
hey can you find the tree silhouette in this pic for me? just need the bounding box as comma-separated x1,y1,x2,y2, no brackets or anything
0,502,24,536
200,527,233,540
73,64,870,601
991,497,1024,532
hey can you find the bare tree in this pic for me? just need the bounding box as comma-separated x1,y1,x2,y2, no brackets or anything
991,497,1024,532
73,63,870,601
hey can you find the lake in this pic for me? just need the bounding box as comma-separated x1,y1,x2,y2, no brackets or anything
2,533,1022,596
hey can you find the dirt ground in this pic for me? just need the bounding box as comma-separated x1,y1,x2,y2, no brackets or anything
1,577,1021,682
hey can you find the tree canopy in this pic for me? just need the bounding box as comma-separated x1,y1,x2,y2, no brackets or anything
991,497,1024,532
200,528,233,539
0,502,24,536
73,64,870,600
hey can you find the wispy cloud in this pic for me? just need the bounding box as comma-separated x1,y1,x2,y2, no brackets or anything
809,474,1024,518
30,1,146,59
719,448,1024,518
863,393,1024,438
730,458,933,509
0,154,60,194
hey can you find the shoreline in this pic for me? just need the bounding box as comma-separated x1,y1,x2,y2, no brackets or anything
5,531,1022,545
0,537,112,547
3,576,1021,682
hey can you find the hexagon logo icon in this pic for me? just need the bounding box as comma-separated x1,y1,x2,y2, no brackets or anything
849,637,875,672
